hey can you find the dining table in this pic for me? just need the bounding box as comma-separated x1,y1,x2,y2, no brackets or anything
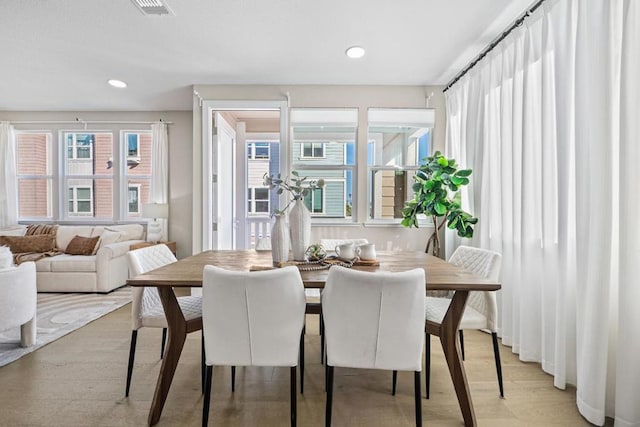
127,250,501,426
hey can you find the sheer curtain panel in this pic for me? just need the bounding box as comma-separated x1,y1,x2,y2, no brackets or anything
151,122,169,241
444,0,639,425
0,122,18,228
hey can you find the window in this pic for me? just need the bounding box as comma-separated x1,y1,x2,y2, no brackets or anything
248,187,270,214
15,132,53,219
64,131,113,219
128,185,141,214
367,108,434,220
303,187,324,214
127,133,140,157
68,186,93,216
123,131,152,220
247,142,270,160
15,127,155,222
290,108,357,220
301,142,325,158
67,133,94,159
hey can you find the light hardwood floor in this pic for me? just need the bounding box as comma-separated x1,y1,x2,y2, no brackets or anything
0,304,603,426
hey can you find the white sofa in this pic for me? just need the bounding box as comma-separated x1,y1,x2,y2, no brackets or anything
0,224,145,293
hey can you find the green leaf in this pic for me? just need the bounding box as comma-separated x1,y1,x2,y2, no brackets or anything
437,157,449,167
291,170,299,176
456,169,472,177
450,176,464,185
434,202,447,215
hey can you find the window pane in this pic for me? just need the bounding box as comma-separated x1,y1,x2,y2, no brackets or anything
127,134,139,156
77,188,91,199
313,144,323,157
254,188,269,199
125,179,150,218
65,132,113,176
283,169,349,218
126,132,151,176
255,201,269,213
303,143,313,157
367,108,434,167
17,133,50,175
369,169,416,219
77,201,91,212
18,179,51,218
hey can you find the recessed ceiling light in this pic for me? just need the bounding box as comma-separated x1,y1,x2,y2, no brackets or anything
108,79,127,88
345,46,365,59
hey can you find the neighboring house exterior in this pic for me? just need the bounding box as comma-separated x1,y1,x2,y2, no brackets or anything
16,131,152,220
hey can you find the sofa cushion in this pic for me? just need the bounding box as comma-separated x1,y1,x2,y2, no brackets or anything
65,235,100,256
104,224,144,241
93,229,122,253
0,235,57,253
48,254,96,272
0,226,27,237
56,226,94,251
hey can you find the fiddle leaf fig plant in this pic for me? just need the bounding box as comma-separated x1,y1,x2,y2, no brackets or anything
401,151,477,257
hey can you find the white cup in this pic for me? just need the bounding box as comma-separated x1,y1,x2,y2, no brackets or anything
358,243,376,260
335,243,359,260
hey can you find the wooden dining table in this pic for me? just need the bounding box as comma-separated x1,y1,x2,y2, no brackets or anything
127,250,501,426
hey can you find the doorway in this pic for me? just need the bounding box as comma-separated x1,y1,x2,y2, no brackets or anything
201,101,287,251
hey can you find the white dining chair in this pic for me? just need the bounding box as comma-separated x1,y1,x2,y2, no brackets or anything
322,266,425,427
424,245,503,398
202,265,306,427
125,244,203,397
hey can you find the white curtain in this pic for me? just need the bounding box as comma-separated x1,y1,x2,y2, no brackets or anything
0,122,18,228
444,0,640,425
151,122,169,241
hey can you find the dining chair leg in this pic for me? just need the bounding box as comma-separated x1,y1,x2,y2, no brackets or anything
414,371,422,427
425,332,430,399
459,330,465,361
491,332,505,398
125,330,138,397
300,328,305,394
392,370,398,395
290,366,297,427
231,366,236,392
201,332,205,394
161,327,167,359
320,313,325,365
202,365,213,427
325,366,334,427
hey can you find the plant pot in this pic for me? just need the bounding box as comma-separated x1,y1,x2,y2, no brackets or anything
270,215,290,264
289,199,311,261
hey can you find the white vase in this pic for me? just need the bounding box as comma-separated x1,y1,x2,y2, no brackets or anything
289,199,311,261
270,215,290,264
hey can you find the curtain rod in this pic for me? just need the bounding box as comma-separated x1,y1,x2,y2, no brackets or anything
443,0,546,93
9,119,172,125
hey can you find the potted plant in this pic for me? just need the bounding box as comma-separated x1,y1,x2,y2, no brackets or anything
401,151,477,257
264,171,325,261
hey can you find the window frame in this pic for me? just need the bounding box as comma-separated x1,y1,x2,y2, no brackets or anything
15,131,54,221
68,185,94,216
128,184,141,214
247,186,270,215
366,108,435,223
300,142,326,159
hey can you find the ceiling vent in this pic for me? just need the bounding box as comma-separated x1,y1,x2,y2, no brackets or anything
130,0,174,16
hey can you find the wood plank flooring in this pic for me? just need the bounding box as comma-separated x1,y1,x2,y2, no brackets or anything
0,303,604,426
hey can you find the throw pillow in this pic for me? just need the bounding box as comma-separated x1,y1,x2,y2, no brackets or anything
93,230,122,254
0,234,57,253
26,224,58,236
65,235,100,256
0,246,13,268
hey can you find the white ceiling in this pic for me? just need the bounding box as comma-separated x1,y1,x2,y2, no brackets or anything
0,0,533,112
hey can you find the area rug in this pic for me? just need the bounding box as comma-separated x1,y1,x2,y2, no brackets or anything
0,286,131,367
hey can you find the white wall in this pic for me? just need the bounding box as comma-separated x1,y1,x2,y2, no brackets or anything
191,85,445,253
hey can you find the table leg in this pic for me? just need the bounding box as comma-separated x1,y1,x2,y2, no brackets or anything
148,287,187,426
439,290,476,427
